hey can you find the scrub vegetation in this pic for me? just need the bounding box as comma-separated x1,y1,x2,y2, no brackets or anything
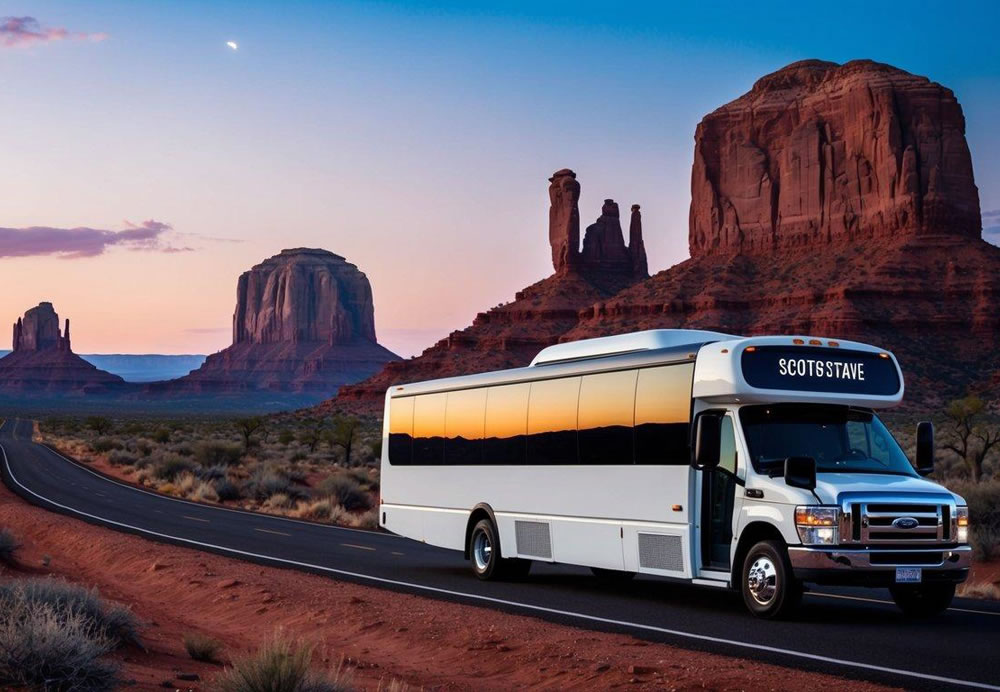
214,634,352,692
887,393,1000,566
0,577,141,691
40,414,382,530
0,527,20,566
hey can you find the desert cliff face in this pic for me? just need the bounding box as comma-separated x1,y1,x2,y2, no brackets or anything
0,303,125,394
333,59,998,414
689,59,981,257
150,248,397,396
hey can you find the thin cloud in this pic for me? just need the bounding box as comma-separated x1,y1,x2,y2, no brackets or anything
0,219,187,258
1,16,107,47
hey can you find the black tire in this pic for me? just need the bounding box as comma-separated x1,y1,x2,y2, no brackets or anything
591,567,637,584
889,583,955,618
468,518,531,581
740,539,802,619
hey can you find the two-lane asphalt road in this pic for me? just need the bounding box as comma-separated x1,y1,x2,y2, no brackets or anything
2,417,999,690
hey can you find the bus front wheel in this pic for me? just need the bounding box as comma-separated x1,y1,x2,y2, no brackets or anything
740,539,801,619
469,519,531,581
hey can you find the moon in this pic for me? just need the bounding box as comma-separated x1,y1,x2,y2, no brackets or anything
226,41,238,51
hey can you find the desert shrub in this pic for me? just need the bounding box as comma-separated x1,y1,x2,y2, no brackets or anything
351,509,379,530
946,480,1000,560
214,634,350,692
246,470,307,502
278,429,295,446
290,451,308,463
285,468,308,485
214,478,243,502
152,428,172,444
195,441,243,468
958,581,1000,600
153,454,197,482
0,578,142,649
91,437,121,454
0,596,119,691
317,476,371,512
263,493,293,510
183,632,222,663
291,500,333,521
192,481,220,503
0,528,20,565
198,465,229,482
85,416,113,436
108,449,138,467
171,442,195,457
176,472,198,496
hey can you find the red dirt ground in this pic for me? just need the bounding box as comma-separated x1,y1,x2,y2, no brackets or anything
0,481,897,691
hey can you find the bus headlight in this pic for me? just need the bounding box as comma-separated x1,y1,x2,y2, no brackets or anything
795,506,839,545
956,506,969,544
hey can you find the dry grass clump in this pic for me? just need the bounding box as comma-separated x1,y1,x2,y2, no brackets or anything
0,578,142,690
0,528,20,566
183,632,223,663
215,634,352,692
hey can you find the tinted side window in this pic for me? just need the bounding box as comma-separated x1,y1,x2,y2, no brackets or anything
445,388,487,465
527,377,581,465
388,396,414,466
635,363,694,465
484,383,529,465
719,416,737,474
412,393,446,465
578,370,637,465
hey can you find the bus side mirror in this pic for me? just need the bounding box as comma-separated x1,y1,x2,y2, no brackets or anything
785,456,817,490
694,413,722,469
916,421,934,476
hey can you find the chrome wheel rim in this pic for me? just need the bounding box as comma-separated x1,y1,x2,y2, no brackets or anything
747,555,778,605
473,529,492,572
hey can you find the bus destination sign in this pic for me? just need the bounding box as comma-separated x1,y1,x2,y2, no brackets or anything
741,346,901,395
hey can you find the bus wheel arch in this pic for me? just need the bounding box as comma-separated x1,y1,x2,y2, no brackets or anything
731,522,785,588
464,504,498,560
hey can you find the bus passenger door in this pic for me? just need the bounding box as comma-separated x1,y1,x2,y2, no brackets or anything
701,414,739,571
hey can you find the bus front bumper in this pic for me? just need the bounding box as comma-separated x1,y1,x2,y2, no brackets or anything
787,545,971,586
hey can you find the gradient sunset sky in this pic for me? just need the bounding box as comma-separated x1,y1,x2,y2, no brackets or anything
2,1,998,357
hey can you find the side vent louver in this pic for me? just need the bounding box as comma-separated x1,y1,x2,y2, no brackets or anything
638,533,684,572
514,521,552,559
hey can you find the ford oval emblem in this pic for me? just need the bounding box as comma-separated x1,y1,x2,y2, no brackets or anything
893,517,920,530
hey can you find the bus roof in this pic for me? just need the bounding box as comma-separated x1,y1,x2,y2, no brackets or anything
386,330,905,408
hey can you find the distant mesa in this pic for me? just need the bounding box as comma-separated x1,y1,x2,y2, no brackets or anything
146,248,399,396
0,302,126,395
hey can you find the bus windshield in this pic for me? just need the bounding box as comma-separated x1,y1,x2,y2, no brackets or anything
738,404,917,477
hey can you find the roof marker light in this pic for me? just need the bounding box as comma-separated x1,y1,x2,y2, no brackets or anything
745,346,756,353
828,341,840,347
793,338,804,345
879,353,890,359
809,339,822,345
721,348,729,354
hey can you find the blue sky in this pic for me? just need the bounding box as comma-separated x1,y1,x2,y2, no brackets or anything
1,1,998,354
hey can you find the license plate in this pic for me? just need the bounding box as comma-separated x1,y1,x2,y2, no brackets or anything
895,567,922,583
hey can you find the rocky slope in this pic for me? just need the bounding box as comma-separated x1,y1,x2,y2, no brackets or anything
147,249,398,396
333,59,996,415
332,169,649,410
0,302,128,395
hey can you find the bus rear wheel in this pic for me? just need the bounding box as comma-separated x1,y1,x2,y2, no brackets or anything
740,540,801,619
469,518,531,581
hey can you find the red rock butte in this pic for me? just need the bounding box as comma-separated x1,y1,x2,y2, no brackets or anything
689,59,981,256
0,302,125,394
146,248,399,395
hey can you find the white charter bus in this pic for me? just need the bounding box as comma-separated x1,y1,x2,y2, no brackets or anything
379,330,970,618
